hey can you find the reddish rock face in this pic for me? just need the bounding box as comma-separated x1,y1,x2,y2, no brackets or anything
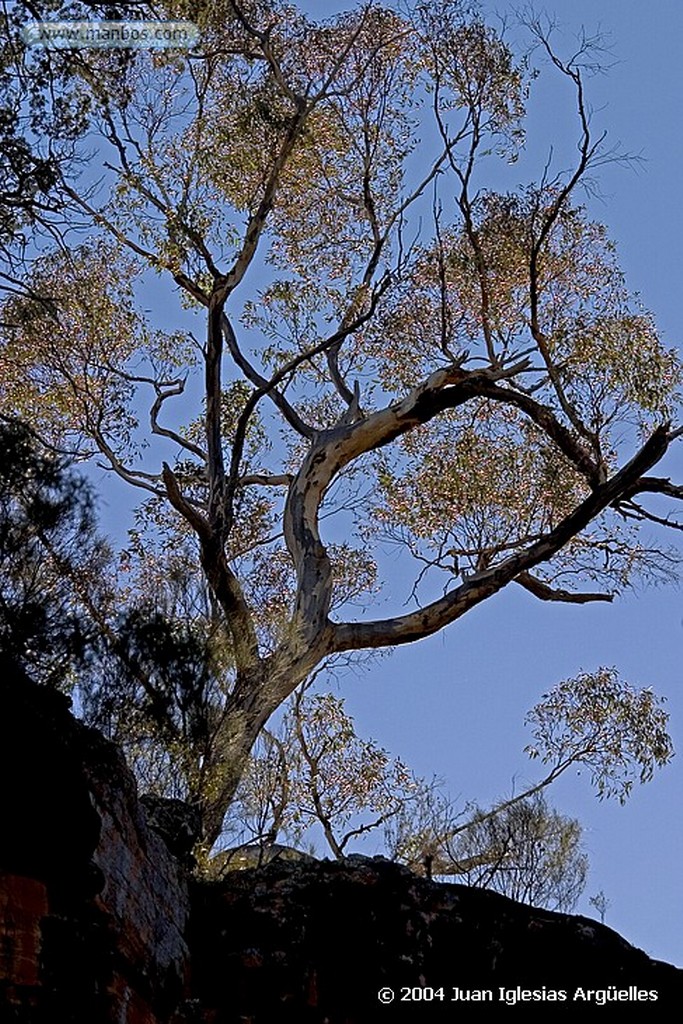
0,661,190,1023
0,874,48,989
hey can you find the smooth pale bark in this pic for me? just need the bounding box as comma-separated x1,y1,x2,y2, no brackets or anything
180,347,676,844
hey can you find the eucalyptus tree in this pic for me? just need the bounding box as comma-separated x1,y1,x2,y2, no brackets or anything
224,671,670,912
1,0,681,847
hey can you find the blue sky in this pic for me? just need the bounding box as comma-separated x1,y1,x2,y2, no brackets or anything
288,0,683,965
86,0,683,965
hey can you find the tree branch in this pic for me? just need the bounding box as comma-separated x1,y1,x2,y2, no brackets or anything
515,571,613,603
333,425,671,651
281,360,530,653
206,301,227,538
163,463,261,676
624,475,683,502
150,381,207,461
527,31,606,450
470,377,604,487
59,182,166,271
212,104,310,305
225,279,393,537
238,473,293,488
162,461,211,538
94,430,165,497
221,314,315,439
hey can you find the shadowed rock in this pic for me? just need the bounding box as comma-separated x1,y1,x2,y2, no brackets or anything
2,659,681,1022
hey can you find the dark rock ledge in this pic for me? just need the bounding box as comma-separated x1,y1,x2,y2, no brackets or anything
2,661,680,1022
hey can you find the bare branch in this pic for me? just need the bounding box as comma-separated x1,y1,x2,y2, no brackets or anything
162,460,261,678
174,272,210,307
150,381,207,462
225,277,393,536
470,377,604,487
628,476,683,502
162,462,211,538
526,27,607,449
238,473,293,488
515,571,613,604
221,314,315,439
93,431,165,497
614,499,683,534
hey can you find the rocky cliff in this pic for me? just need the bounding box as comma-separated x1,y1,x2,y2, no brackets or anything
2,661,681,1022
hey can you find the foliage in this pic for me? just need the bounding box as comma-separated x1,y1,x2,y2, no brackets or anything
223,676,670,912
0,2,142,258
227,687,421,858
589,889,612,925
84,604,225,800
0,0,681,850
0,416,108,688
525,667,674,803
443,793,588,913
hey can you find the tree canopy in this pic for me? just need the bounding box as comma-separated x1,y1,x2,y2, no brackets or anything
0,416,106,687
1,0,681,850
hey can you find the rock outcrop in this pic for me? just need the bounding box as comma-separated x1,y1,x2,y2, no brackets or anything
0,661,190,1023
190,856,682,1021
2,660,681,1022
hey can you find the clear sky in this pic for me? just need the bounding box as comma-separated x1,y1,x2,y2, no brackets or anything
87,0,683,965
286,0,683,966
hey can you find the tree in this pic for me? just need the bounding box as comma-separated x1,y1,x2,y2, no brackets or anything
1,0,682,850
439,793,588,913
589,889,612,925
219,672,668,913
0,416,109,688
226,687,423,860
5,414,669,907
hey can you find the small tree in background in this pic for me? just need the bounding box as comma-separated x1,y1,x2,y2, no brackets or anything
589,890,612,925
441,794,588,913
220,673,671,913
227,688,421,859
